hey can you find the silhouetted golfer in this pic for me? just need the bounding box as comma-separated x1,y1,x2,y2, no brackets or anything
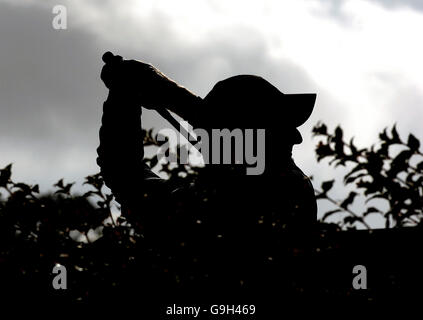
96,52,317,300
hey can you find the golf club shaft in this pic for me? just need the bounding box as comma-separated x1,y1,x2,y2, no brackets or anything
156,108,200,153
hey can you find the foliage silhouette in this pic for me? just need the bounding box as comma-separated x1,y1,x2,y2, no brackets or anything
1,123,423,306
313,122,423,229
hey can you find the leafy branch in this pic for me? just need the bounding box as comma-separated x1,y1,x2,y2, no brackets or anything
313,122,423,228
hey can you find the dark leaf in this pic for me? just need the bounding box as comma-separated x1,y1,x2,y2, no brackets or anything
333,126,345,156
344,173,367,185
13,183,32,194
315,192,328,200
0,163,12,187
407,133,420,152
365,193,388,204
32,184,39,193
315,143,334,162
322,209,342,221
379,128,388,142
312,122,327,136
349,137,358,157
344,163,365,183
340,191,357,209
391,124,401,144
388,149,412,177
321,180,335,193
54,179,64,189
363,207,380,216
343,216,362,225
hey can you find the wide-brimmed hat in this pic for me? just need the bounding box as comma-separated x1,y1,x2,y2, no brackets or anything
200,75,316,130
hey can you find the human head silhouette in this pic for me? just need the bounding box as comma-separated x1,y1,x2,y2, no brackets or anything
199,75,316,168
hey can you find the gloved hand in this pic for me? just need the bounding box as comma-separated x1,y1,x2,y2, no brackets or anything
100,51,203,123
100,51,176,110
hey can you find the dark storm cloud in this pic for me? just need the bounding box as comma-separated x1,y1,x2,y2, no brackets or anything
0,1,107,188
0,4,100,139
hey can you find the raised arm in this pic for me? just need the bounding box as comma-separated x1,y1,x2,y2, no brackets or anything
96,52,202,208
96,89,145,207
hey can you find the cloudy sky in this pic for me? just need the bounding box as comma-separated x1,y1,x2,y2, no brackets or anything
1,0,423,226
